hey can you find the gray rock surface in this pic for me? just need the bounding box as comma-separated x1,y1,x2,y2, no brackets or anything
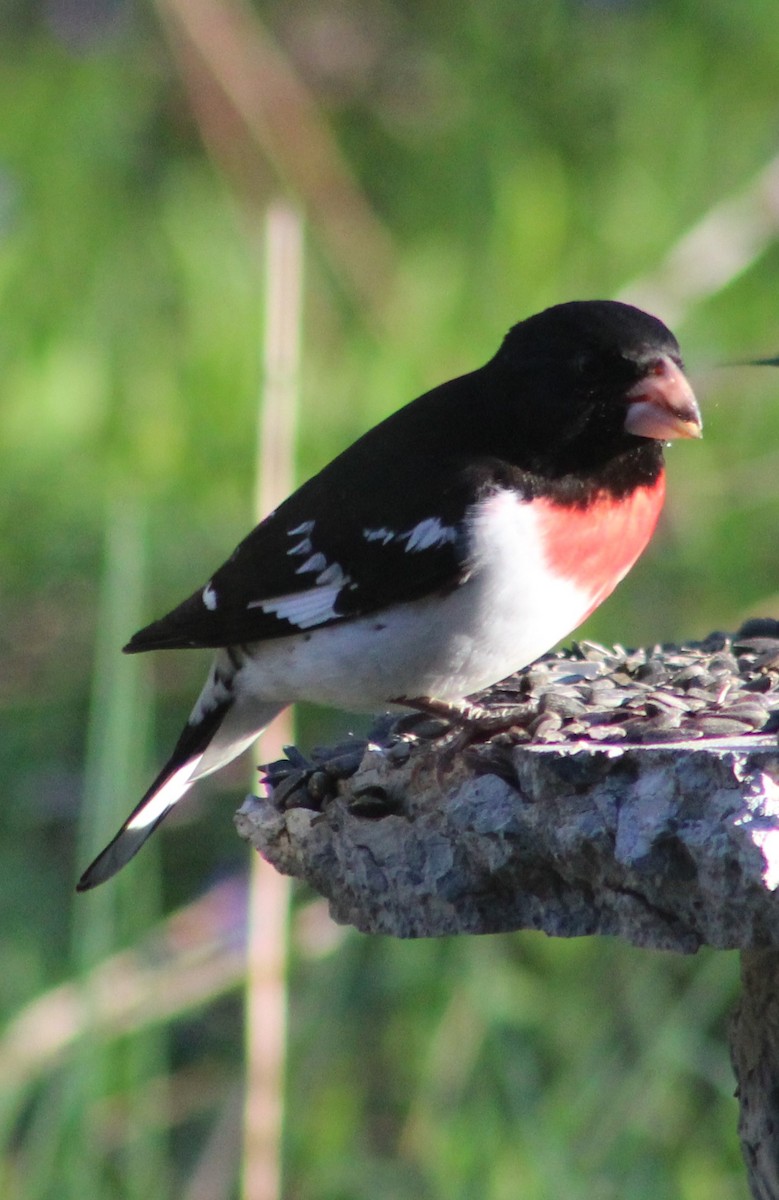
237,734,779,953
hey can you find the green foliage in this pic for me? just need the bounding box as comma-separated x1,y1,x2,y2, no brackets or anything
1,0,777,1195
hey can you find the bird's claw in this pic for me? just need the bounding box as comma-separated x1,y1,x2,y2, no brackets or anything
392,695,536,772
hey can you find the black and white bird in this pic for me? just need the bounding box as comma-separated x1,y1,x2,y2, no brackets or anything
77,299,701,890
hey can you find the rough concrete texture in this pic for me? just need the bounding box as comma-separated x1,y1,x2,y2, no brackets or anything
236,734,779,952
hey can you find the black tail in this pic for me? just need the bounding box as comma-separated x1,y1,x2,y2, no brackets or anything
76,701,230,892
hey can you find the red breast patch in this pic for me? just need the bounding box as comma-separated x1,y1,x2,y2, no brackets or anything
534,473,666,621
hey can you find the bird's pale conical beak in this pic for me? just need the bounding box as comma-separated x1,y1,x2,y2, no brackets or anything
624,356,703,441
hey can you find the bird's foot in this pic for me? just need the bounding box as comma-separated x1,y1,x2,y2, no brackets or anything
392,695,536,755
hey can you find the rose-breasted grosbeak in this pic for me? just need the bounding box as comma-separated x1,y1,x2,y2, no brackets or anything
78,299,701,890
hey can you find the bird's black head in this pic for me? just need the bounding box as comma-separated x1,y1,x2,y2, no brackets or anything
503,299,680,369
492,299,701,484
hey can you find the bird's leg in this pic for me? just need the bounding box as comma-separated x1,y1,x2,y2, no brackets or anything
393,695,477,723
393,694,535,735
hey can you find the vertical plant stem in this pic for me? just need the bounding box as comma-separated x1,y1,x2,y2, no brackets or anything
242,201,304,1200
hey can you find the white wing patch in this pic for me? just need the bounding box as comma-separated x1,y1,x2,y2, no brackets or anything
295,552,328,575
250,585,345,629
264,513,456,635
202,582,218,610
363,518,457,552
287,521,316,559
363,527,396,545
401,517,457,552
252,519,352,629
315,561,347,586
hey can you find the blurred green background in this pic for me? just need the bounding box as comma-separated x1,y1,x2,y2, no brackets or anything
2,0,779,1196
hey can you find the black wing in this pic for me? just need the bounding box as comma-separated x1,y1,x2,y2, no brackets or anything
125,460,475,651
123,374,511,653
124,362,536,654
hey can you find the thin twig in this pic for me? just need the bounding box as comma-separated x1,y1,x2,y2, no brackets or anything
156,0,394,325
242,201,304,1200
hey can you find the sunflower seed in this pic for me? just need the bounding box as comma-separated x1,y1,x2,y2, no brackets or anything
695,716,752,737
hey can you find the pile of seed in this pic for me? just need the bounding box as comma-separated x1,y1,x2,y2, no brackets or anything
481,618,779,746
262,619,779,810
